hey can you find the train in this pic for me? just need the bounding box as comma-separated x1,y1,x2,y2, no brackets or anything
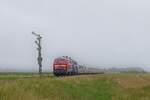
53,56,104,76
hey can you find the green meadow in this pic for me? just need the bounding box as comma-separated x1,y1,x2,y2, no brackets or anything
0,73,150,100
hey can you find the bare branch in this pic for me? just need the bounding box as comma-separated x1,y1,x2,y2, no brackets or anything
32,31,41,37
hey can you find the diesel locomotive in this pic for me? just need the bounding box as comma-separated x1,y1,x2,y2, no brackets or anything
53,56,104,76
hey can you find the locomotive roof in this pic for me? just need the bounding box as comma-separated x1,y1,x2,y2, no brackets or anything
56,56,77,63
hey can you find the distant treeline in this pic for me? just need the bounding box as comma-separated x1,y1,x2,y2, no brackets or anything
106,67,146,73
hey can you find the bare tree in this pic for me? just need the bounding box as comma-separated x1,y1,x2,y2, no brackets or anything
32,31,43,75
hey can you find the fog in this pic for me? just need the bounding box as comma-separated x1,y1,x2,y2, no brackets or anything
0,0,150,72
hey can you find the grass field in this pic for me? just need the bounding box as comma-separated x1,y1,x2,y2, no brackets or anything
0,73,150,100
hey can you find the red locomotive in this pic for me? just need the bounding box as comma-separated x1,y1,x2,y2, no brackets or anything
53,56,78,76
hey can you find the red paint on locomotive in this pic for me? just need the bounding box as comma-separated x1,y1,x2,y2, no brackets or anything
53,58,68,70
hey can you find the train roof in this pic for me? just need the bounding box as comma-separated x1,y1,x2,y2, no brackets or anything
55,56,78,63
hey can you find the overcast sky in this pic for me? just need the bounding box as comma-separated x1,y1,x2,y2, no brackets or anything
0,0,150,72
